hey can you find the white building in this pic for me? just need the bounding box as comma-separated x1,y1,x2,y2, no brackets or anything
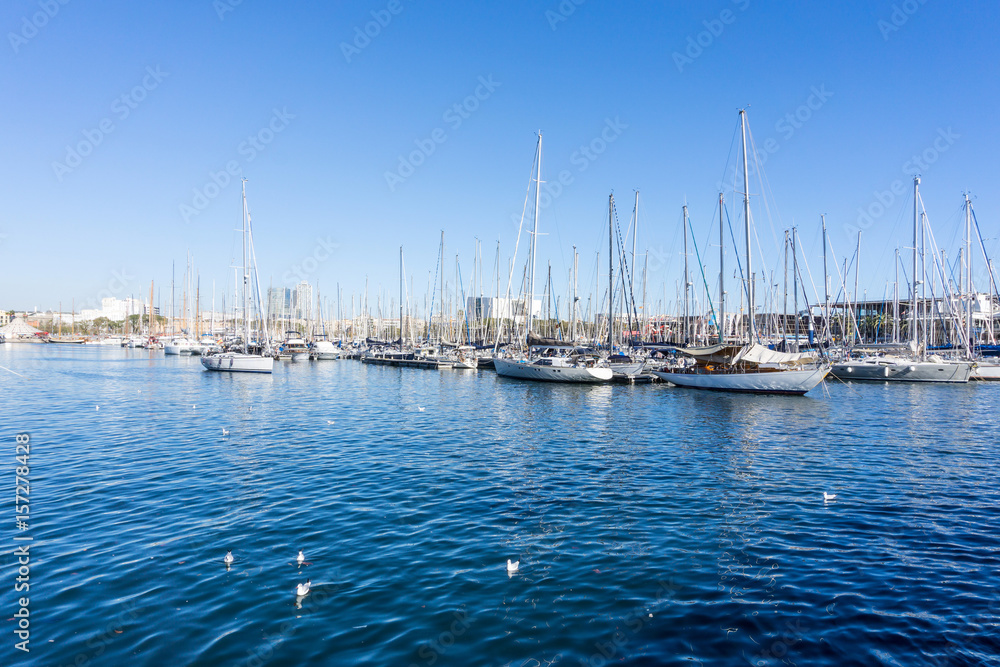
466,297,541,322
79,297,149,322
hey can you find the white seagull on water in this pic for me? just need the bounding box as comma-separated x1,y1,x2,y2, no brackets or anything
222,428,230,437
507,559,519,575
823,492,837,502
297,550,305,566
224,550,234,565
296,580,311,597
417,406,425,412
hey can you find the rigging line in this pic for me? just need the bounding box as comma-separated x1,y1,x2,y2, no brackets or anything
972,208,1000,300
686,211,720,335
724,203,750,314
612,199,640,337
493,134,538,352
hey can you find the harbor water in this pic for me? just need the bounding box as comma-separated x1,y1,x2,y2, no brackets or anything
1,344,999,665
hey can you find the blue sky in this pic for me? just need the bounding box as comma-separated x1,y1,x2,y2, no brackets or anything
1,0,998,317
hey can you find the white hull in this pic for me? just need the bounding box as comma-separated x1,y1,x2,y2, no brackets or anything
611,360,646,376
831,360,972,383
493,358,612,383
972,362,1000,381
651,366,829,395
164,345,192,355
201,353,274,373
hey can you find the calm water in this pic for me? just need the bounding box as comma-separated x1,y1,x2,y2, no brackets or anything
1,344,999,666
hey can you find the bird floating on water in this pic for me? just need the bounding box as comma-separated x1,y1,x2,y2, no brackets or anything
417,406,425,412
326,420,335,425
507,559,519,575
222,428,230,437
95,405,100,411
823,492,837,501
224,550,234,565
297,550,305,566
296,580,311,596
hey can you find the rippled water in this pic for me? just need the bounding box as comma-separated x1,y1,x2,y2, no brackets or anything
2,344,999,666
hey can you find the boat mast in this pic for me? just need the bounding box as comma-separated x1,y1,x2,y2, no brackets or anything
719,193,725,344
793,227,799,351
571,245,578,342
740,109,754,342
683,204,690,345
527,132,542,339
242,178,250,353
399,246,403,352
965,193,973,357
911,176,920,357
608,193,614,352
822,215,829,345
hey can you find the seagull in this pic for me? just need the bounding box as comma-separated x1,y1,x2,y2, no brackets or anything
95,405,100,411
326,420,335,425
296,579,311,597
297,550,305,566
223,550,234,565
507,559,519,575
823,492,837,501
222,428,230,437
417,406,425,412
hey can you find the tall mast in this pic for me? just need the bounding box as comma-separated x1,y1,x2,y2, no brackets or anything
608,193,614,352
719,193,725,344
571,245,578,342
911,176,920,355
632,190,639,317
399,246,403,352
793,227,799,351
740,109,754,342
527,132,542,338
439,231,445,347
822,215,829,344
965,193,973,356
683,204,690,345
242,178,250,351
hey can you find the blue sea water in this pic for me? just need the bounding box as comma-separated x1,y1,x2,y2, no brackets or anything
1,344,999,666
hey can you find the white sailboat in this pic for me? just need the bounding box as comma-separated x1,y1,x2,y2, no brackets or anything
492,132,612,384
202,179,274,374
830,177,971,383
650,109,829,395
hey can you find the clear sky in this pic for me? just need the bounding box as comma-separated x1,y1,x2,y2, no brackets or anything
2,0,998,318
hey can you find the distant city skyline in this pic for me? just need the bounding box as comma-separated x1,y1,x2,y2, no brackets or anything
2,2,999,316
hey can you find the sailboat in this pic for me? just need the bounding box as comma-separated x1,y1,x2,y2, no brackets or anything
492,132,613,384
201,179,275,374
829,177,972,383
649,109,829,395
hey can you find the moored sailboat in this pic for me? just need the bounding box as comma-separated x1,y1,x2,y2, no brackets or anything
201,179,274,374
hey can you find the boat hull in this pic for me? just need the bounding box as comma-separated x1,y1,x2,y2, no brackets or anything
650,366,829,395
201,353,274,373
493,358,612,383
830,360,972,383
